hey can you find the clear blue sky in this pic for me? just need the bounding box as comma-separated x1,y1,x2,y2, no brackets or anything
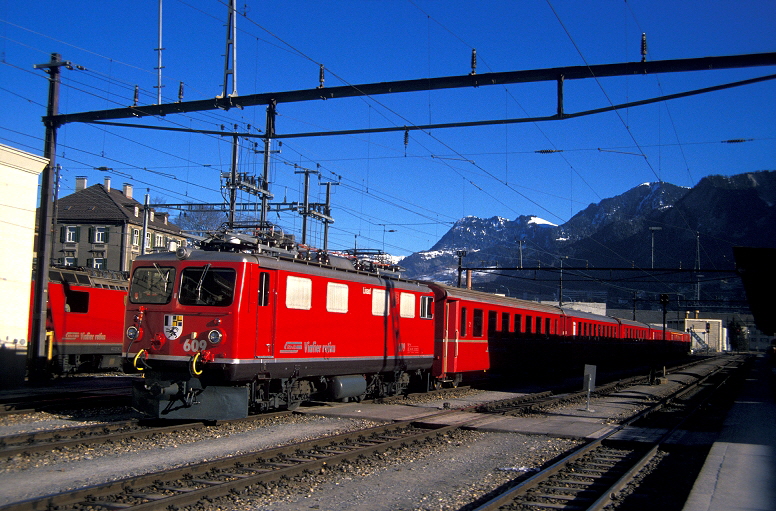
1,0,774,256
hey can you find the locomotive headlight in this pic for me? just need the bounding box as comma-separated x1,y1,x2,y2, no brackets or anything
207,329,223,344
126,326,141,341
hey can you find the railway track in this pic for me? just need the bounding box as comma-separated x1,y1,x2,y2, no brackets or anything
1,357,743,511
0,419,464,511
470,355,749,511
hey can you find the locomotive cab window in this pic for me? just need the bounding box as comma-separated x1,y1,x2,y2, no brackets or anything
179,266,236,306
130,266,176,304
258,272,270,306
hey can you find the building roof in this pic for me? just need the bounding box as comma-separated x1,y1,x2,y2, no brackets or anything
56,183,183,235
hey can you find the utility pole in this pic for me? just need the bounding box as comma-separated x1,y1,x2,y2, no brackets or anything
227,125,238,229
30,53,71,380
321,180,338,251
260,101,276,228
155,0,164,104
294,164,320,245
456,250,467,288
221,0,237,98
649,226,662,268
141,190,150,255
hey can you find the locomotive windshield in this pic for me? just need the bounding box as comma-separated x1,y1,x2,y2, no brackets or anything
130,265,175,304
179,266,236,306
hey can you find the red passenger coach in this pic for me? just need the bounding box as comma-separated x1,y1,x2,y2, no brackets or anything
124,235,436,420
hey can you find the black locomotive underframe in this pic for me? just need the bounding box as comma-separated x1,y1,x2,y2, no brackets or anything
131,356,435,420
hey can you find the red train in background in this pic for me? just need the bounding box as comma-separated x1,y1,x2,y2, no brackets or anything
122,230,690,421
31,266,129,374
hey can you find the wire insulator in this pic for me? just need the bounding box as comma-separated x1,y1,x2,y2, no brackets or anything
133,85,139,106
641,33,648,63
178,82,184,102
470,49,477,75
318,64,325,89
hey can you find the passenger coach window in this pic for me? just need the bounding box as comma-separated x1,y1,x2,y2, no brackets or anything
535,316,542,334
130,266,176,304
502,313,510,332
420,296,433,319
526,315,533,334
545,318,551,335
473,309,484,337
488,311,498,335
514,314,522,334
179,266,236,306
460,307,468,337
258,272,270,306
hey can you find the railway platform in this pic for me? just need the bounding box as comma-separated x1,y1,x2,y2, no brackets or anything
681,353,776,511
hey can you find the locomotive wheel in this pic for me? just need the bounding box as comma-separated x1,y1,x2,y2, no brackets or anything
286,399,302,411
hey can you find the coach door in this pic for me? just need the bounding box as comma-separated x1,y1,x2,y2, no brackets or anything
254,269,275,358
442,300,461,374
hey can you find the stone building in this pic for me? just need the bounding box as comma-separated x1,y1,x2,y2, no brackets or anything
52,176,185,273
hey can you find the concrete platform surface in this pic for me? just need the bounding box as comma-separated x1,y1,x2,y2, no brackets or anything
682,354,776,511
301,357,736,440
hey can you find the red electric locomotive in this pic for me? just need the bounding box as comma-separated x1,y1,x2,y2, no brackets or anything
32,266,129,374
124,233,437,420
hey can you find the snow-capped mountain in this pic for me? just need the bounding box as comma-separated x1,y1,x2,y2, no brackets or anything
399,171,776,304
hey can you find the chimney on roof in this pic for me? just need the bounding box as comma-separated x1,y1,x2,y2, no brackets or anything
103,176,111,192
123,183,133,200
75,176,87,192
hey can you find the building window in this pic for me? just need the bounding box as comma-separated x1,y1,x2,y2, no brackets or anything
155,234,164,250
63,225,79,243
132,229,140,247
93,227,107,243
63,257,76,267
91,258,105,269
145,232,151,250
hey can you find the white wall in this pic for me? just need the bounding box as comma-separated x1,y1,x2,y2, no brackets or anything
0,144,47,350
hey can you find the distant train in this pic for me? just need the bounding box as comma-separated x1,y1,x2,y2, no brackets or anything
122,231,690,420
31,266,128,374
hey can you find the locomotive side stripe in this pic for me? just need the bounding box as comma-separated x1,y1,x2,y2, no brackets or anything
123,353,433,364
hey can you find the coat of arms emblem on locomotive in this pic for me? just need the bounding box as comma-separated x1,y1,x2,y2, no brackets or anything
164,314,184,340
